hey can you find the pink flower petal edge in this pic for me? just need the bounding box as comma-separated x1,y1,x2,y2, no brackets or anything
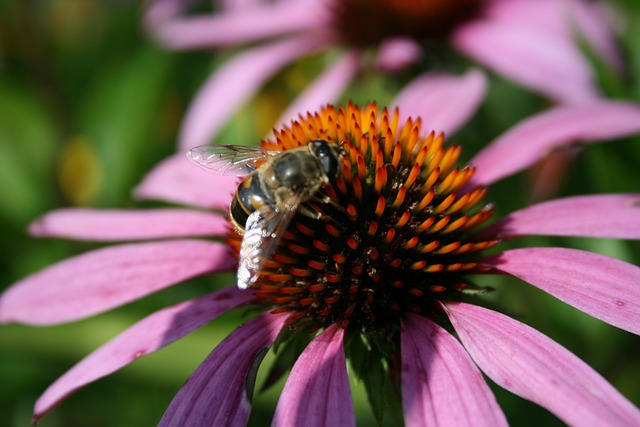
34,287,253,421
483,247,640,336
468,101,640,187
452,17,598,104
481,194,640,240
150,1,328,50
159,312,288,427
444,302,640,427
133,154,238,209
272,324,355,427
391,69,487,138
401,315,507,427
272,50,361,134
178,35,329,151
28,208,229,241
0,240,235,325
375,36,423,73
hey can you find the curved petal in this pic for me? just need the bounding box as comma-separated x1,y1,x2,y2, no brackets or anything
375,36,423,73
444,302,640,427
178,35,329,151
151,2,328,50
0,240,235,325
133,154,238,209
401,315,507,427
272,324,354,427
481,194,640,240
391,69,487,137
480,0,621,72
452,19,598,104
468,102,640,187
28,208,228,241
483,247,640,336
34,287,253,420
159,312,288,427
272,50,361,132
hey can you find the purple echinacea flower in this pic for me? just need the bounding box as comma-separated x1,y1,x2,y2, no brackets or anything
144,0,623,151
2,73,640,426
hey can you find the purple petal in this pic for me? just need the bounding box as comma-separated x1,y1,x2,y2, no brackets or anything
452,18,598,104
159,312,288,427
391,69,486,137
272,51,361,132
0,240,235,325
178,35,328,151
469,102,640,187
444,302,640,426
28,208,228,241
567,0,624,73
484,247,640,336
151,2,328,50
133,154,238,209
272,324,354,427
34,287,253,420
481,194,640,240
401,315,507,427
375,37,423,73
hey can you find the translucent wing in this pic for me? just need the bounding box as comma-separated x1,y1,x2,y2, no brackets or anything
237,193,304,289
187,144,280,175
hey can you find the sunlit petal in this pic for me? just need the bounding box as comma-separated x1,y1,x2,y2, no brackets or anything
178,36,328,151
34,288,253,420
445,302,640,426
272,324,354,427
401,315,507,427
133,154,238,209
482,194,640,240
159,312,288,426
483,247,640,336
29,208,228,241
469,102,640,187
0,240,235,325
391,69,486,137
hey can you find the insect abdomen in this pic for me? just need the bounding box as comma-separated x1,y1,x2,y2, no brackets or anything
230,173,272,233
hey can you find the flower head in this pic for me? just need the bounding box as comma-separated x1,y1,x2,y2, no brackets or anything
3,88,640,425
145,0,623,150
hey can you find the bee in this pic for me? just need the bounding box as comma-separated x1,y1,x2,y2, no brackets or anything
187,139,344,289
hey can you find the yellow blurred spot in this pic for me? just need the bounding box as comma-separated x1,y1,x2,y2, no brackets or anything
58,136,103,205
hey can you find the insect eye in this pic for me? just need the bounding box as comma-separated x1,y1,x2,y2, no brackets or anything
310,139,341,181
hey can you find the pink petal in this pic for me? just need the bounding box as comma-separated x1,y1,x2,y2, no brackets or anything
272,51,361,132
444,302,640,426
272,324,354,427
481,194,640,240
482,0,621,72
28,208,228,241
0,240,235,325
159,312,288,427
452,19,598,104
133,154,238,209
401,315,507,427
468,102,640,187
483,247,640,336
34,287,253,420
375,37,423,73
178,35,328,151
391,69,486,137
151,2,328,50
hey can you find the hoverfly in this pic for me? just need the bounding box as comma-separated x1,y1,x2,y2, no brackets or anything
187,139,344,289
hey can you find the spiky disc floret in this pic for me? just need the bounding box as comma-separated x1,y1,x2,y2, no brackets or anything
229,103,497,331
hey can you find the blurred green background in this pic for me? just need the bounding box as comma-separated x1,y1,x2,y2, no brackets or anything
1,1,639,426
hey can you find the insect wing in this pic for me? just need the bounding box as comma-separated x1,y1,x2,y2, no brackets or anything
237,193,304,289
187,144,279,175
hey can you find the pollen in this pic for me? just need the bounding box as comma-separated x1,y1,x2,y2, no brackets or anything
228,103,498,330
